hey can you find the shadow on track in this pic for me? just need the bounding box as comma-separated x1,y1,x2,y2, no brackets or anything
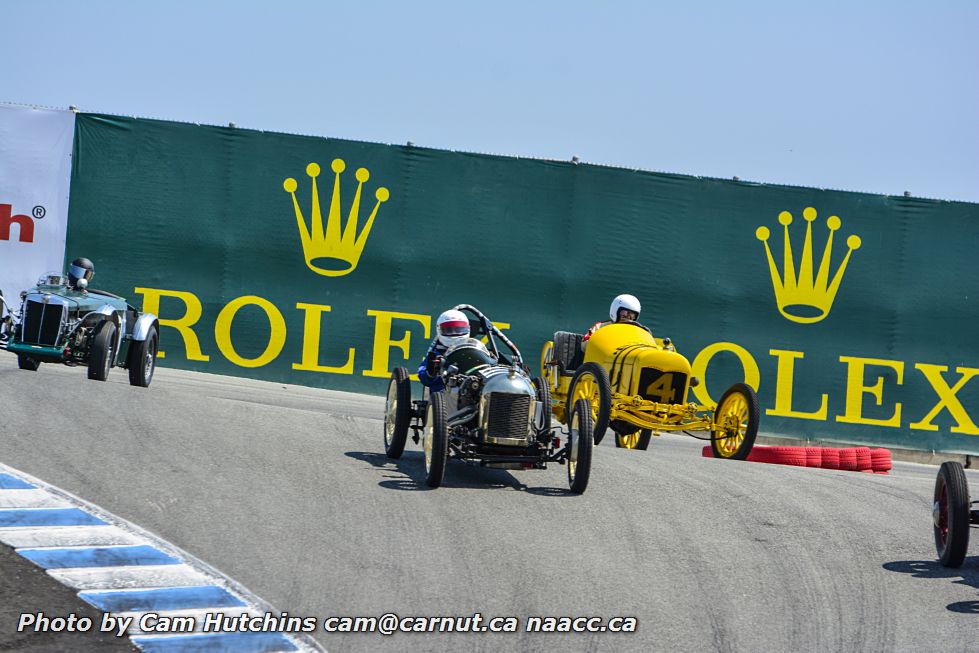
883,559,979,614
344,451,573,495
947,601,979,614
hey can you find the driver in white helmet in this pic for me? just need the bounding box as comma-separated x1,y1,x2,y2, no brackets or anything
417,309,472,392
582,294,642,348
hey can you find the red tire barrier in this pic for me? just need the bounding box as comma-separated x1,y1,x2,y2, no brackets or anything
703,443,894,475
703,445,776,463
871,448,893,472
804,447,823,467
702,444,778,463
820,448,841,470
854,447,872,472
766,446,807,466
838,448,858,471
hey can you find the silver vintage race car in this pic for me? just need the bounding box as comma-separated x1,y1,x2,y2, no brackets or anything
383,305,593,493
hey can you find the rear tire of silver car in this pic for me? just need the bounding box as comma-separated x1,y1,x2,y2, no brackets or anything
87,320,117,382
384,367,412,459
532,376,552,440
567,398,593,494
17,354,40,371
423,391,448,488
128,327,158,388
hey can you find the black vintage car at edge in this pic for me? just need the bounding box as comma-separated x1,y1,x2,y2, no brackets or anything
933,461,979,568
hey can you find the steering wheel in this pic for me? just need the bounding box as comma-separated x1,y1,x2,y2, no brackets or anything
616,319,652,334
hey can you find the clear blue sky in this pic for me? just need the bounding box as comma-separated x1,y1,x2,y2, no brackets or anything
2,0,976,203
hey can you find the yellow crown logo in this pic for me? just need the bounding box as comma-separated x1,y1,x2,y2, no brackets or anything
283,159,390,277
755,207,861,324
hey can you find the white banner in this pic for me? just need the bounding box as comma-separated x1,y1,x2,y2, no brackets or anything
0,104,75,312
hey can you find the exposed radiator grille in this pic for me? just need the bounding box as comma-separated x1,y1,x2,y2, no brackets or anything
486,393,532,441
22,300,64,346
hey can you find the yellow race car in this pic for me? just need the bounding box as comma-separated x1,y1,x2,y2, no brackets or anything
540,321,758,458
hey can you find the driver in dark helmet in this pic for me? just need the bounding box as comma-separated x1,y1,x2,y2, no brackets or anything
582,293,642,348
67,257,95,290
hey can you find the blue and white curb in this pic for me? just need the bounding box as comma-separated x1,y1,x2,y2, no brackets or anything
0,463,323,652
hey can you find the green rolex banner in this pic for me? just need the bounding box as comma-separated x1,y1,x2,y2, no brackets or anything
66,113,979,454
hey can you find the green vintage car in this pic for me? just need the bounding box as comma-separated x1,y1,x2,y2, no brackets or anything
0,263,160,387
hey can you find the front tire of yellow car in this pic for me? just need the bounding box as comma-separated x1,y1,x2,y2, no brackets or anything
710,382,759,460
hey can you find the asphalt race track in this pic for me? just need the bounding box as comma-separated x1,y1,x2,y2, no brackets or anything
2,355,977,652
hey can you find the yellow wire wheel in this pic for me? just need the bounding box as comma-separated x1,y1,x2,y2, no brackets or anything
540,341,553,380
615,429,651,450
567,362,611,445
710,382,759,460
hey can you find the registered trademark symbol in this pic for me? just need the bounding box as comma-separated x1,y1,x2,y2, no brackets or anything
32,206,46,219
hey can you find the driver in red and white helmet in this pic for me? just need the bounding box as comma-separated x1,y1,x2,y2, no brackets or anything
417,309,471,391
582,294,642,347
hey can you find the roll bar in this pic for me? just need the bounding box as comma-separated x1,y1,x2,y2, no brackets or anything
451,304,523,366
